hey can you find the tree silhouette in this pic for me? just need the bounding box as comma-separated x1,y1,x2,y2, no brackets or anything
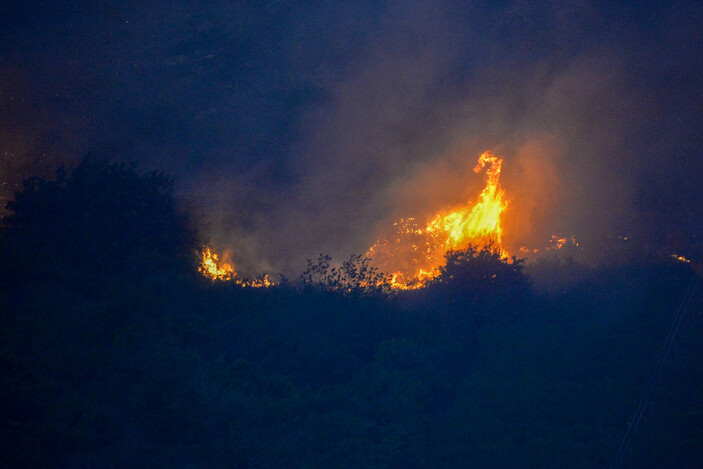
427,244,530,313
1,156,198,288
300,254,392,294
433,244,524,286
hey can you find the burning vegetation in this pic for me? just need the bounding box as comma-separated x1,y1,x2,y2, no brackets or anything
366,151,510,289
196,149,700,291
4,146,701,469
198,151,514,289
199,247,273,287
199,247,235,281
198,150,590,290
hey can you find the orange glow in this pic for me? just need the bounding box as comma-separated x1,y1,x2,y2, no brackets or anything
367,151,509,289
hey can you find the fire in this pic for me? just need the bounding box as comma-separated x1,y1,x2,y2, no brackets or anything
247,274,275,287
367,151,509,289
200,247,235,281
516,235,580,259
547,235,579,251
199,247,274,287
427,152,507,247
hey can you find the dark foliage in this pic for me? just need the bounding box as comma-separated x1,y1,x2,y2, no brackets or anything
0,157,198,290
431,244,527,291
301,253,392,295
1,164,701,468
424,245,531,320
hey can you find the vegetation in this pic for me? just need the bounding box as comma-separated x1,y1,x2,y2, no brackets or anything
0,157,198,291
301,253,392,294
1,158,701,468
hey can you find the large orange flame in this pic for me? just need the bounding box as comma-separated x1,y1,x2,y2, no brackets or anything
367,151,508,289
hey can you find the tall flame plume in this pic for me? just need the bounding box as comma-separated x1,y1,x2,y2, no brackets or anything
367,151,509,289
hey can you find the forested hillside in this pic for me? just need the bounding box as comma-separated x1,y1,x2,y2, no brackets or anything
1,160,701,468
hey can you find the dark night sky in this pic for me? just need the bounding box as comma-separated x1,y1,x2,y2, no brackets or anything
1,0,702,275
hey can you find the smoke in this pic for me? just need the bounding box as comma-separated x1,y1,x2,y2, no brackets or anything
501,136,566,251
2,1,702,274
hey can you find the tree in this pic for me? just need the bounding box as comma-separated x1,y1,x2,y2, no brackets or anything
427,244,530,313
433,245,524,286
300,254,392,295
0,156,198,288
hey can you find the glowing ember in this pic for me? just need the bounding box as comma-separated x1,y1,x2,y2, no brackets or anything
367,151,509,289
546,235,579,251
671,254,691,263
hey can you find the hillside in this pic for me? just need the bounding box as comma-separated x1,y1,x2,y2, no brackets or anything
1,161,701,468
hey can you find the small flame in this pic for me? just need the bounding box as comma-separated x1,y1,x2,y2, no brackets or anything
247,274,274,287
199,247,274,287
367,151,509,289
200,247,235,281
671,254,691,263
546,235,579,251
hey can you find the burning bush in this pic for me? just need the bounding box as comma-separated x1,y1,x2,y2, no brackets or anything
367,151,508,289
